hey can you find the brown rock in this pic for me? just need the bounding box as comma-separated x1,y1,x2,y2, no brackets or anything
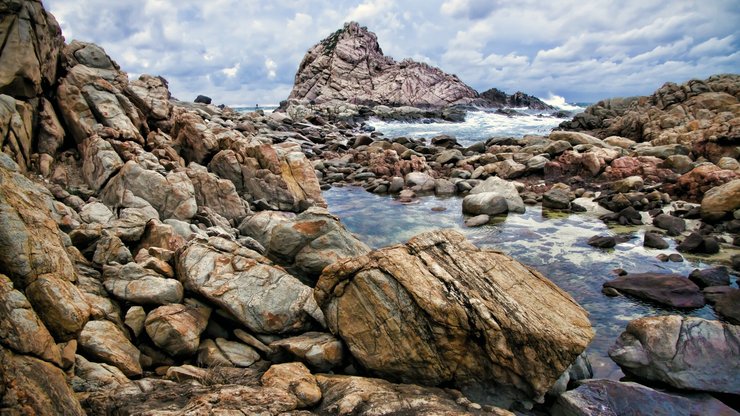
25,274,90,341
78,320,143,377
186,163,248,221
315,229,594,407
701,178,740,222
145,302,211,357
261,362,322,408
0,95,34,172
270,332,344,371
171,110,219,164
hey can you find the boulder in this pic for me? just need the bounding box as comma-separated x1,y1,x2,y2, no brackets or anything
102,262,183,305
0,346,84,416
73,354,131,392
101,161,197,221
171,110,219,164
261,362,322,408
469,176,525,213
25,274,90,341
176,236,324,334
688,267,730,288
80,135,124,192
145,302,210,357
287,22,478,107
714,289,740,324
462,192,509,216
186,163,248,221
404,171,436,192
652,213,685,236
543,188,572,210
553,379,738,416
78,320,142,377
125,74,172,123
643,232,669,249
315,374,512,415
197,338,260,367
92,232,132,266
602,273,704,308
315,230,594,407
701,179,740,222
609,315,740,394
270,332,344,372
0,95,34,171
0,0,63,98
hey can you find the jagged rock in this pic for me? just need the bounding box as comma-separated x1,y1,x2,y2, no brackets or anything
186,163,248,221
78,320,142,377
100,161,197,221
261,362,322,408
270,332,344,371
25,274,90,341
315,229,594,407
674,164,737,201
0,0,63,98
138,219,187,252
126,74,172,123
468,176,525,213
0,346,84,416
197,338,260,368
171,109,219,164
92,232,132,266
701,178,740,222
80,135,124,192
0,95,34,171
479,87,553,110
102,262,183,305
0,273,62,365
176,236,325,334
73,354,131,392
492,159,526,179
287,22,478,107
315,374,512,415
609,316,740,394
602,273,704,308
79,201,116,224
124,306,146,338
552,379,738,416
263,207,370,280
145,302,210,357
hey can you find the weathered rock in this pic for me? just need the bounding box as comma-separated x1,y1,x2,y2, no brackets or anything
609,315,740,394
652,213,685,236
186,163,248,221
0,274,61,365
78,320,142,377
468,176,525,213
145,302,210,357
238,210,296,249
714,289,740,324
543,188,572,210
587,235,617,249
612,175,644,193
102,262,183,305
315,374,512,415
553,379,738,416
261,362,322,408
73,354,131,392
287,22,478,107
92,232,132,266
603,273,704,308
171,110,219,164
265,207,371,280
701,179,740,222
0,346,84,416
643,232,669,249
464,214,490,227
25,274,90,341
688,266,730,288
197,338,261,368
80,135,124,192
176,236,324,334
677,231,720,254
270,332,344,371
101,161,197,221
315,229,594,407
125,74,172,123
0,0,63,98
404,171,436,192
0,95,34,171
124,306,146,338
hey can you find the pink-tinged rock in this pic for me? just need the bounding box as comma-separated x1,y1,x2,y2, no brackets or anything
603,273,704,308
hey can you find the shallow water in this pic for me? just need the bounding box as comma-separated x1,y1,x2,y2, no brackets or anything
323,186,729,379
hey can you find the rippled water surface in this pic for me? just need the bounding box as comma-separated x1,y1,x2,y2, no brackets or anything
323,186,727,378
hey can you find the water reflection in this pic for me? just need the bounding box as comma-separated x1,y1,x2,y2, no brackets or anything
323,186,722,379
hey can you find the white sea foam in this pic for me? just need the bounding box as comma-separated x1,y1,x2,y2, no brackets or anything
367,110,569,146
542,94,585,112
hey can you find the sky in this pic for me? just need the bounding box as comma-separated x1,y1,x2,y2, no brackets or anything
44,0,740,106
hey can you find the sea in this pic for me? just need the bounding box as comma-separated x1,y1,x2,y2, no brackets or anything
240,98,732,379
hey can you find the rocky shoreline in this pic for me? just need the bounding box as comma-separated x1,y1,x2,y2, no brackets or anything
0,2,738,415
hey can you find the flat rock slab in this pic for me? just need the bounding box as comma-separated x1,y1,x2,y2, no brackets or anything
603,273,705,308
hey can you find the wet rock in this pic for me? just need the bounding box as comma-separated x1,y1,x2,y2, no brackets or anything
702,286,737,304
0,346,84,416
543,188,572,210
261,362,322,408
603,273,704,308
176,236,324,334
587,235,617,249
469,176,525,213
714,289,740,324
609,315,740,394
101,161,197,221
78,320,142,377
688,266,730,288
464,214,490,227
701,178,740,222
652,213,685,236
462,192,508,216
553,378,738,416
270,332,344,372
145,302,210,357
643,232,669,249
315,229,594,407
677,232,720,254
315,374,511,415
404,171,436,192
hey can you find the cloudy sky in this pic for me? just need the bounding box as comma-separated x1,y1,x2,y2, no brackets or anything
45,0,739,106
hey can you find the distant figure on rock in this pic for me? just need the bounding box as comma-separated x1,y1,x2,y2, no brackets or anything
194,95,212,104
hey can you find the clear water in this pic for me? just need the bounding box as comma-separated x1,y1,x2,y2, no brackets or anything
323,184,731,379
366,109,576,146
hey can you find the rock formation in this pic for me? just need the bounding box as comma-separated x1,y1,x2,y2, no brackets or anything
479,87,554,111
287,22,479,107
315,229,594,407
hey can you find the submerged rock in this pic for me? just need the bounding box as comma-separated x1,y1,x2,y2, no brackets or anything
315,229,594,407
602,273,705,308
609,315,740,394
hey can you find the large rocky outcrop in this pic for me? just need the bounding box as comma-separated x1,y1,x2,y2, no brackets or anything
287,22,478,107
0,0,63,98
609,316,740,394
560,74,739,162
315,229,594,407
479,87,554,110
